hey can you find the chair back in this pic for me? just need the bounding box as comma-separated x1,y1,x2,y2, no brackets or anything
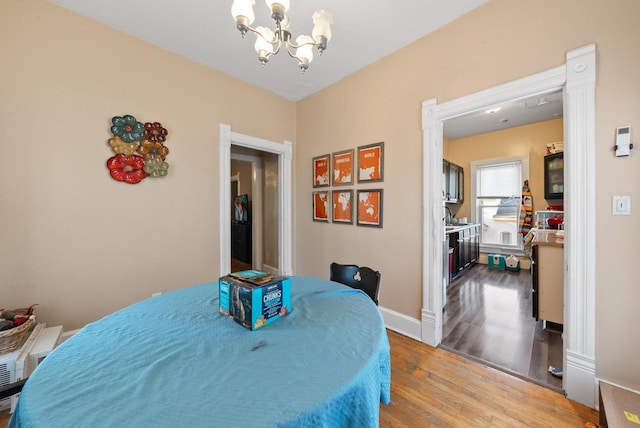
330,262,381,305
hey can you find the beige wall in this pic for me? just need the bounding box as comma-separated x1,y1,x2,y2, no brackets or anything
0,0,295,329
296,0,640,391
446,118,564,220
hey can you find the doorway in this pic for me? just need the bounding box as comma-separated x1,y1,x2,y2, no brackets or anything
439,100,564,390
218,124,293,277
421,44,597,406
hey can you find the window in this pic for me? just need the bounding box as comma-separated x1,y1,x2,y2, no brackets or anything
471,156,528,253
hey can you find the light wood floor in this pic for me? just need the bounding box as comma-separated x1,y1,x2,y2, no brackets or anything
381,329,597,426
0,329,597,427
441,263,563,391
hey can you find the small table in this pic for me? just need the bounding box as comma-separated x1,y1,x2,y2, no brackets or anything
599,381,640,427
10,276,390,427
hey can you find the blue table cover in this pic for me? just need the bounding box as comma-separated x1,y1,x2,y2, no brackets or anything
10,276,391,427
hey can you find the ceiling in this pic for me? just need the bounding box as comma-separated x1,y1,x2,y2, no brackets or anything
48,0,487,101
443,90,564,139
47,0,562,138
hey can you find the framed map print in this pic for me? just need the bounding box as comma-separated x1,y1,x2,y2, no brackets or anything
331,149,354,186
332,190,353,224
312,154,330,187
312,191,330,222
357,189,383,228
357,142,384,183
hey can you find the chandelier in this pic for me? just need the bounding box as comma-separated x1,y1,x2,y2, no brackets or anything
231,0,333,72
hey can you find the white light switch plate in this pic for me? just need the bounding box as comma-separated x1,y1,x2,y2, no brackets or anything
612,195,631,215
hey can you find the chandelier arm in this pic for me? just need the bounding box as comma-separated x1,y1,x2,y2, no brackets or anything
243,25,278,47
286,36,319,50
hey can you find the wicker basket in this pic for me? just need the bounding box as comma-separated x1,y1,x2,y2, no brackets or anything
0,307,36,354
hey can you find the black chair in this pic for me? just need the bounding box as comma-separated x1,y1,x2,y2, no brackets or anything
330,262,381,305
0,378,27,400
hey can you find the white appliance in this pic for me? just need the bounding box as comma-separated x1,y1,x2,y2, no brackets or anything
0,324,62,412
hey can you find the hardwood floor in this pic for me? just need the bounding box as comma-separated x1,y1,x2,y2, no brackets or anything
230,257,252,273
0,330,597,427
381,330,597,427
441,263,563,391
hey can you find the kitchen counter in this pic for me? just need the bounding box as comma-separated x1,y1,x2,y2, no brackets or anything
445,223,478,234
532,229,564,248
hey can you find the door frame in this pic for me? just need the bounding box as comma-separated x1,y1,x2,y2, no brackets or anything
219,124,293,276
421,44,596,406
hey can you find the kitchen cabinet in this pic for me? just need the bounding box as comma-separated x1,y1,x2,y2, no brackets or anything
447,224,479,279
443,160,463,203
544,152,564,200
531,231,563,324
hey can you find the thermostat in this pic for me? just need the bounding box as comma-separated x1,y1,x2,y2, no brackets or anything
615,126,632,157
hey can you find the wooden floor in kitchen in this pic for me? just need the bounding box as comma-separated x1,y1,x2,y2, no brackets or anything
441,263,563,391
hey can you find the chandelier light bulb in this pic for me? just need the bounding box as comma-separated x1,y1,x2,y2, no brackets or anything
312,10,332,52
254,26,276,65
295,35,314,71
231,0,255,33
265,0,290,22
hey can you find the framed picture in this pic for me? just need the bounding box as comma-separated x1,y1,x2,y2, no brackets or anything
357,142,384,183
312,191,330,222
332,190,353,224
331,149,354,186
312,154,330,188
357,189,383,228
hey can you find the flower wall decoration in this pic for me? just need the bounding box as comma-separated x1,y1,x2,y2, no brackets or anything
105,114,170,184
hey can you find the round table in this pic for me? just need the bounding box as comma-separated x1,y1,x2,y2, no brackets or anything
10,276,390,427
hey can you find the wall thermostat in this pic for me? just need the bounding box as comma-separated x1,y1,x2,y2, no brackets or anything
615,126,632,157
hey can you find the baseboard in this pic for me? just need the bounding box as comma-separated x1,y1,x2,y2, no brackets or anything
379,306,422,341
566,349,596,407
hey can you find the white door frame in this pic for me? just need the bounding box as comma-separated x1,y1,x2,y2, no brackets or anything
421,44,596,406
219,123,293,276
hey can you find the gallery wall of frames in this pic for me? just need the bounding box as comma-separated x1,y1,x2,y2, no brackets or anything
312,142,384,228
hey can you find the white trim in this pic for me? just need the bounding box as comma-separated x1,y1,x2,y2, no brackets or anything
421,44,596,407
563,43,597,406
379,307,422,341
219,124,293,276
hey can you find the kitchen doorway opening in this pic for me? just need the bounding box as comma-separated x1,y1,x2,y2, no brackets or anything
421,44,597,406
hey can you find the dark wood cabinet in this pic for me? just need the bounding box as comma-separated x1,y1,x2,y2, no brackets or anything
231,223,252,263
443,160,464,203
544,152,564,200
449,224,479,279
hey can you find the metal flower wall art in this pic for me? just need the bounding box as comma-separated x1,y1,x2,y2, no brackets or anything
106,114,170,184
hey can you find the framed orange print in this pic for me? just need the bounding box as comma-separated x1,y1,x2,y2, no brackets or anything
332,190,353,224
331,149,354,186
312,154,330,187
357,142,384,183
313,191,330,222
357,189,383,228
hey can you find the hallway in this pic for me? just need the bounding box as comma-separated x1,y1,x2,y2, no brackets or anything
441,263,563,391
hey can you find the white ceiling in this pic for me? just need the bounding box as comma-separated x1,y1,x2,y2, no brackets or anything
444,90,564,139
48,0,487,101
47,0,562,138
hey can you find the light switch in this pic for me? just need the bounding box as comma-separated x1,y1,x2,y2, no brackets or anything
612,195,631,215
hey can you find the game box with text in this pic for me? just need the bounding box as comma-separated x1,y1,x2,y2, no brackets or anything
218,270,291,330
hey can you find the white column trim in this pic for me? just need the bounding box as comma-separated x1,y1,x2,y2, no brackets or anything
563,43,597,407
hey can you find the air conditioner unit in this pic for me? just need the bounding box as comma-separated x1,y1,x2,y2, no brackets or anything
0,323,44,412
0,324,62,413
